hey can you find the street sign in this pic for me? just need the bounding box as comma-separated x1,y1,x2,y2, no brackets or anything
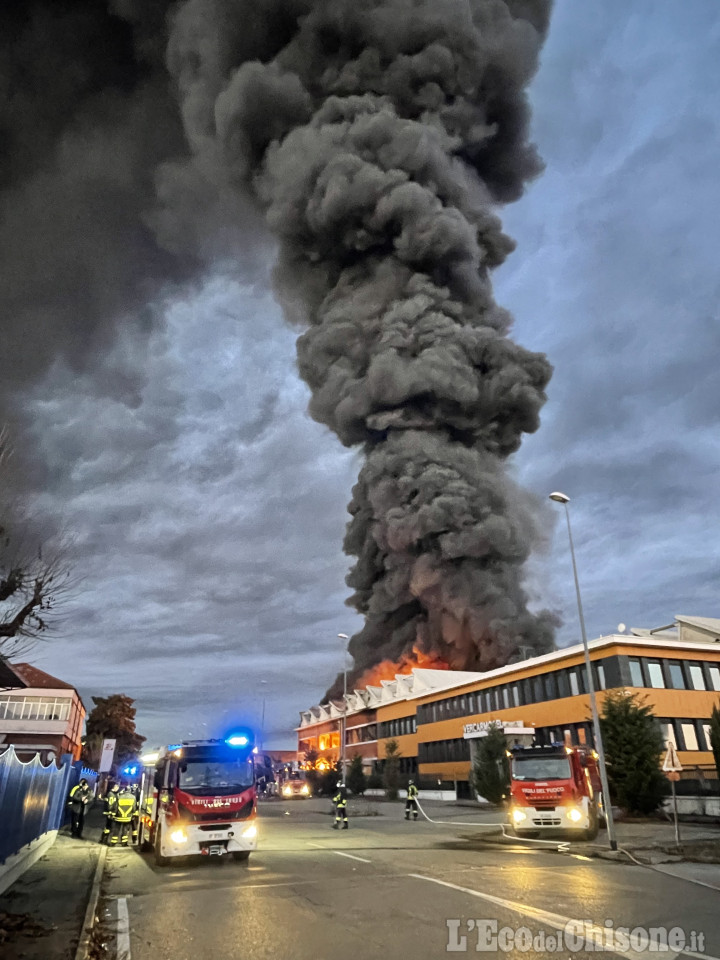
662,742,683,772
662,741,683,847
98,738,117,773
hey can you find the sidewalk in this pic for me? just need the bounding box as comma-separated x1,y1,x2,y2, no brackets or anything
0,803,105,960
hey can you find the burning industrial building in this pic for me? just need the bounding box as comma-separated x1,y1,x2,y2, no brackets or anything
2,0,556,684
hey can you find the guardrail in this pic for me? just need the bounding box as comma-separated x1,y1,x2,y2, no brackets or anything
0,745,73,865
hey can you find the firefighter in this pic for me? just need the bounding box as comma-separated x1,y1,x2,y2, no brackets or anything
67,778,92,838
332,781,348,829
100,783,120,844
109,785,139,847
405,779,419,821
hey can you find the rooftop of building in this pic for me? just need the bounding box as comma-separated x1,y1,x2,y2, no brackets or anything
0,661,81,698
297,615,720,729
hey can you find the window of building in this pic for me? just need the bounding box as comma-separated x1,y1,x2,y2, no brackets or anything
659,721,677,748
702,724,712,751
628,658,644,687
502,687,510,710
708,665,720,692
646,662,665,689
533,677,544,703
594,663,606,690
568,671,579,697
666,661,686,690
688,664,706,691
0,696,72,722
557,671,570,698
680,723,698,751
544,674,558,700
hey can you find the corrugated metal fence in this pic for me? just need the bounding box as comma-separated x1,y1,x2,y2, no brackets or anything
0,745,74,864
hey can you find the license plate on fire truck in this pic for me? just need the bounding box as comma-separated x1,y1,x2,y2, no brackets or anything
206,832,227,841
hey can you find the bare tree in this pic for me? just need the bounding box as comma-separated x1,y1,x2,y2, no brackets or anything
0,428,75,656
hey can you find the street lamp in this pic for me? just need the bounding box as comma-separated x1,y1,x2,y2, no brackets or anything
549,492,618,851
338,633,350,782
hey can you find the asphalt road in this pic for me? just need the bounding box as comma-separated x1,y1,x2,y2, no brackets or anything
99,800,720,960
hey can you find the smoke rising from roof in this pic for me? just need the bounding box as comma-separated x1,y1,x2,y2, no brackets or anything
2,0,554,682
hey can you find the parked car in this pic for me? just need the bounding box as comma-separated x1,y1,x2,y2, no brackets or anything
281,772,312,799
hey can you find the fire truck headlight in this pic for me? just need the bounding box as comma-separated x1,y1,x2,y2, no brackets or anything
566,807,583,822
170,828,188,843
242,824,257,840
283,786,292,797
300,784,309,795
512,808,527,823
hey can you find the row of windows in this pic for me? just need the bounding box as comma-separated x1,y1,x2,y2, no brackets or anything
628,657,720,692
416,660,610,724
659,717,715,753
418,738,471,764
0,696,72,722
373,757,418,775
416,655,720,726
378,716,417,739
346,724,378,745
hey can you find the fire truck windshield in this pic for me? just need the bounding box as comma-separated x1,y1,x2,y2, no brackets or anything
178,758,254,796
512,755,572,781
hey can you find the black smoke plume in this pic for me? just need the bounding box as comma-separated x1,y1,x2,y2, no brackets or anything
1,0,555,680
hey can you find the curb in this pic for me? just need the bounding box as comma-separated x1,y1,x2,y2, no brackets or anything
74,844,107,960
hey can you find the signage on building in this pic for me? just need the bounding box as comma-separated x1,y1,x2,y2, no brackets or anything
463,720,532,739
98,738,117,773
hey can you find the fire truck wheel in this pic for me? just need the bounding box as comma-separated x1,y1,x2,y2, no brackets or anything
232,852,250,862
154,827,171,867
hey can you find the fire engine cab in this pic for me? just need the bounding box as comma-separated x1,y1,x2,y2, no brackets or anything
138,732,258,865
508,743,603,841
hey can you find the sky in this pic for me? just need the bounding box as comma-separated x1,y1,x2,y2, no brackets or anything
10,0,720,749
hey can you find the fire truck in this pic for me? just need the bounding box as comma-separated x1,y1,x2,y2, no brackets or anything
507,743,603,841
137,731,258,865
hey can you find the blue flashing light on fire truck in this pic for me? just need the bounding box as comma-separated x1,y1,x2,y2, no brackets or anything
137,729,258,865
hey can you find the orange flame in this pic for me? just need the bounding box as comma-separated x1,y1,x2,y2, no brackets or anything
355,646,450,689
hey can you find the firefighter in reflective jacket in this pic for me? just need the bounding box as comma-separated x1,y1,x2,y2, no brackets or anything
109,786,138,846
332,781,348,829
405,780,419,821
101,783,120,844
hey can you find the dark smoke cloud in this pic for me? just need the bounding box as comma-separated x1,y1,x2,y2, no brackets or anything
165,0,555,676
2,0,554,683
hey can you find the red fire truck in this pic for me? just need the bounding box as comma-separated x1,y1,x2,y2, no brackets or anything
138,731,258,865
508,743,604,841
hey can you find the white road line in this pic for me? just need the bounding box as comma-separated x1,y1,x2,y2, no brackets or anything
333,851,372,863
408,874,714,960
116,897,131,960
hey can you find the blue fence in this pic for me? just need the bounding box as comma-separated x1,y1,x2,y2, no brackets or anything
0,745,74,864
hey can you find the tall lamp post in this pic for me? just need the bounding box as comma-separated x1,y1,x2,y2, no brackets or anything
338,633,350,783
549,492,618,851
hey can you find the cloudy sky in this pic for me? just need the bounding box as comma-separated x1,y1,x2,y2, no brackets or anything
11,0,720,749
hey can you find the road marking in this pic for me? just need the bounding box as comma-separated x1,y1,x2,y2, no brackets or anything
332,851,372,863
116,897,131,960
408,874,704,960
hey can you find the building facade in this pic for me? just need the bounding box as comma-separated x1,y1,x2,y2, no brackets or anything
0,662,86,762
297,616,720,797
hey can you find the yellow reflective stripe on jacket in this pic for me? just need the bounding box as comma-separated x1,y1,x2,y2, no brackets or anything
113,797,137,822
